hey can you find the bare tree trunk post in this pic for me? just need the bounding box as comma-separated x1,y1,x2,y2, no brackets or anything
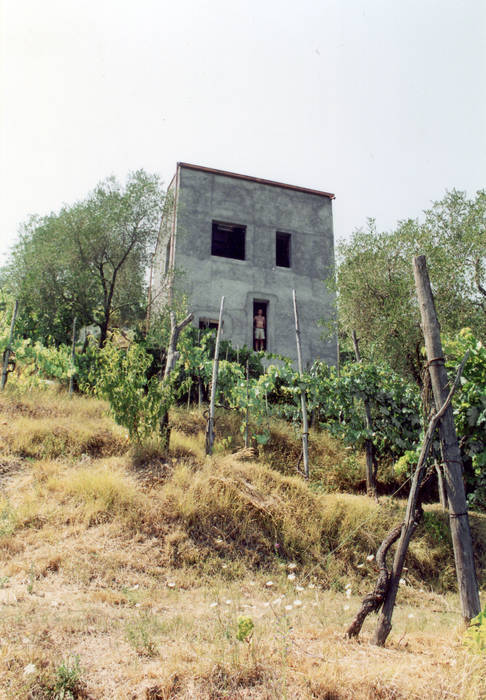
1,300,19,391
159,310,194,444
292,289,309,480
187,380,192,410
413,255,480,621
372,352,469,645
244,359,250,448
352,330,377,498
197,329,203,409
69,316,77,396
206,297,225,455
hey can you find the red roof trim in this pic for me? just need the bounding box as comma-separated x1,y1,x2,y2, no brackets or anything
177,162,335,200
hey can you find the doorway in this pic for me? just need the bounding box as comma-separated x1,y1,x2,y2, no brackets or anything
253,300,268,352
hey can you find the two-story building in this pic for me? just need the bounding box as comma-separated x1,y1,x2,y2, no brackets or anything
150,162,337,367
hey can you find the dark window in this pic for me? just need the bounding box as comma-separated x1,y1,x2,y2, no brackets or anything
212,221,246,260
199,318,219,330
276,232,291,268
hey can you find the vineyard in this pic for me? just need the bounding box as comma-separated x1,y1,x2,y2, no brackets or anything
1,297,486,697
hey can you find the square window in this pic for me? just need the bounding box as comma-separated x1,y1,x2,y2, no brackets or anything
276,232,291,268
211,221,246,260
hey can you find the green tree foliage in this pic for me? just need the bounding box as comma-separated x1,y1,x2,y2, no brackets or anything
337,190,486,384
5,170,164,345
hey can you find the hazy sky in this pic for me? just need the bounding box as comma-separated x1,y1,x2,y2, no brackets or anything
1,0,485,265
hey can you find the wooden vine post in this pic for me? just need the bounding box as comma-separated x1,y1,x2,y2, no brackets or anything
1,300,19,391
292,289,309,479
206,296,225,455
352,330,377,498
244,359,250,449
68,316,77,396
412,255,480,621
347,351,469,644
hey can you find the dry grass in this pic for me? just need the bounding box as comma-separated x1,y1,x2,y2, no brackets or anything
0,390,485,698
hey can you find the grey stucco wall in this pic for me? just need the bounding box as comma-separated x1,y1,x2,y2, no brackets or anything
163,166,337,367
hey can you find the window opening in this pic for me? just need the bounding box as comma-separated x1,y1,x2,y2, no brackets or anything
276,232,291,268
253,301,268,352
212,221,246,260
199,318,219,330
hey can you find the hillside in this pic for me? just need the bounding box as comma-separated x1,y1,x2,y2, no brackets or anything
0,388,485,699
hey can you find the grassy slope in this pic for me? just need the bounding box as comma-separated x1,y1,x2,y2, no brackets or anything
0,389,485,699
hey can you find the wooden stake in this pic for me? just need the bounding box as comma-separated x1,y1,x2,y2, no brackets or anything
352,330,377,498
372,351,469,645
244,359,250,448
292,289,309,479
68,316,77,396
206,297,224,455
1,300,19,391
413,255,480,621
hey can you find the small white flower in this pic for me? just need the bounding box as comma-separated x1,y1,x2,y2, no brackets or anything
285,604,293,611
343,604,350,611
288,563,297,570
167,582,176,588
216,537,223,544
135,603,141,608
357,563,364,569
295,585,304,592
287,573,296,581
265,581,274,587
222,564,227,569
366,554,375,562
293,599,302,607
345,589,351,598
399,578,406,586
225,599,232,605
408,613,414,619
210,602,218,608
50,600,60,607
23,664,36,676
345,582,352,589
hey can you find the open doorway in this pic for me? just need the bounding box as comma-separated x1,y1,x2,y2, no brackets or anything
253,300,268,352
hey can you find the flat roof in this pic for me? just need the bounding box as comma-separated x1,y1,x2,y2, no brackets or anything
177,162,335,199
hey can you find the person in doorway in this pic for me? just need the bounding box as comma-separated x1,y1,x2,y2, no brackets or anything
254,308,266,351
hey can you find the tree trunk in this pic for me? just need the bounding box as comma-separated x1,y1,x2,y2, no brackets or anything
1,300,19,391
159,310,194,445
352,330,377,498
69,316,77,395
413,255,480,621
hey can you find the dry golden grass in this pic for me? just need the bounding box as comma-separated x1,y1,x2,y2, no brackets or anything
0,390,485,698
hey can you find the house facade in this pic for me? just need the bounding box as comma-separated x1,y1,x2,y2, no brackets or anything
151,162,337,367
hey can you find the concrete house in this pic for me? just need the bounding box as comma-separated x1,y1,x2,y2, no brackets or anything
150,162,337,367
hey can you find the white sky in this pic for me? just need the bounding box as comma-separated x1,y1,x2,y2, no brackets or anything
1,0,485,266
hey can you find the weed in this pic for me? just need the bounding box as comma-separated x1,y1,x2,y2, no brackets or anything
27,562,35,594
125,612,160,657
0,576,8,588
54,655,82,699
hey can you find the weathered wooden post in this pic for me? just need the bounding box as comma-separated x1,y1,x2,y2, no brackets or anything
292,289,309,480
244,359,250,449
68,316,77,396
413,255,480,621
352,330,377,498
1,300,19,391
206,296,225,455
